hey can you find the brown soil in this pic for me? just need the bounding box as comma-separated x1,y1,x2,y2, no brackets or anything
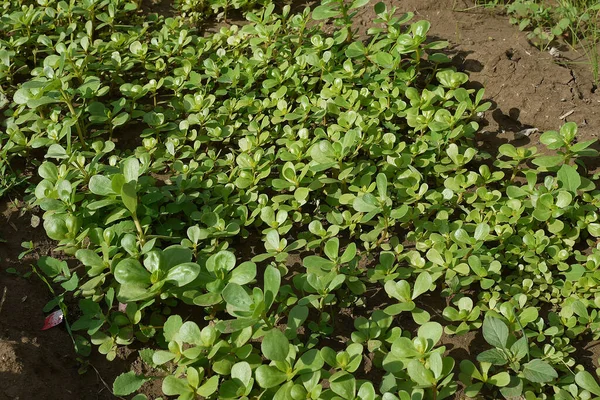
0,200,128,400
2,0,600,399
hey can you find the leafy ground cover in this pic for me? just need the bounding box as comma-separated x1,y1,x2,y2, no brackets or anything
2,0,600,399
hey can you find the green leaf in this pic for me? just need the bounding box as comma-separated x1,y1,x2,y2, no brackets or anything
454,228,471,244
230,262,256,285
286,305,309,339
412,20,431,37
304,256,335,271
43,215,69,240
295,349,325,374
350,0,369,9
324,238,339,261
442,307,460,321
498,144,518,158
464,382,483,398
76,249,105,274
29,96,59,108
357,382,376,400
426,248,445,266
418,322,442,347
123,157,140,184
482,316,509,349
522,359,557,383
38,256,68,278
532,155,563,168
555,191,572,208
510,336,529,361
163,246,193,269
506,185,527,198
372,52,395,68
499,376,523,399
429,352,444,379
255,365,287,388
264,264,281,310
162,376,191,396
114,259,151,286
111,173,126,194
353,194,380,213
389,338,420,360
38,162,59,182
417,322,444,347
374,1,386,14
13,88,31,105
384,302,415,315
121,181,138,215
412,308,431,325
575,371,600,396
412,272,432,299
385,280,412,302
163,315,183,342
376,173,387,199
390,205,409,219
346,41,366,58
198,375,219,397
231,362,252,388
330,372,356,399
571,139,598,154
533,206,552,222
215,318,258,333
153,350,177,365
477,348,508,365
165,262,200,287
407,359,435,386
113,371,149,396
539,131,563,149
207,250,236,273
261,329,289,362
474,223,490,241
557,164,581,193
222,283,253,311
560,121,578,143
312,4,339,19
489,371,511,387
118,284,155,302
61,274,79,291
45,144,68,159
112,112,129,127
89,175,115,196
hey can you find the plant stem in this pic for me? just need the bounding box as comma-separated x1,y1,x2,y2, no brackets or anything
71,158,89,180
60,88,87,150
132,214,146,246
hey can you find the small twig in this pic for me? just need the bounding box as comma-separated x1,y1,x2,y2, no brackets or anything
68,264,86,273
559,110,575,120
0,287,7,316
583,341,600,351
89,363,125,400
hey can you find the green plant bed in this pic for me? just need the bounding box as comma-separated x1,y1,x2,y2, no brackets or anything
3,0,600,398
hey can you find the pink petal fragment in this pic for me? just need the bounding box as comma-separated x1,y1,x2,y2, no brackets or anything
118,302,127,312
42,309,64,330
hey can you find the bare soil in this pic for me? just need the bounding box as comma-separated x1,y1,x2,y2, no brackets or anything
2,0,600,398
0,200,128,400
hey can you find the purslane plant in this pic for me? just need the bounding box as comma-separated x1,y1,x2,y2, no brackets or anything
3,0,600,398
